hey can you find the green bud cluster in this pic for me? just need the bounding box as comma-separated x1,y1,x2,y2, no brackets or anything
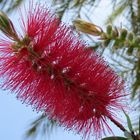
101,25,140,97
101,25,140,56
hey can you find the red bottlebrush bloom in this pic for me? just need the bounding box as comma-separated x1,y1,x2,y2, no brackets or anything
0,3,125,139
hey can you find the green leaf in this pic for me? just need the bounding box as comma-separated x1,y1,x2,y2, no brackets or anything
123,110,133,132
139,117,140,135
102,136,127,140
105,0,131,24
7,0,24,13
24,114,57,140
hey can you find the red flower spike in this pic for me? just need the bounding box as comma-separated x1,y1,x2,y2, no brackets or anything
0,3,126,139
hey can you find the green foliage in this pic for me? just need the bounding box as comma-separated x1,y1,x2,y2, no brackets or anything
24,114,57,140
139,117,140,135
101,25,139,50
0,0,24,13
123,110,133,132
50,0,99,19
106,0,132,24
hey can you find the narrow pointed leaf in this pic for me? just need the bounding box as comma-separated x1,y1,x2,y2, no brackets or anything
139,117,140,135
123,110,133,132
102,136,127,140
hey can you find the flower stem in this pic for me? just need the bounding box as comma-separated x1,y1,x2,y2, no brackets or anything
108,115,127,132
108,116,140,140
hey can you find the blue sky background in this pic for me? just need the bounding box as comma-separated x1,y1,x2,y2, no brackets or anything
0,0,132,140
0,90,124,140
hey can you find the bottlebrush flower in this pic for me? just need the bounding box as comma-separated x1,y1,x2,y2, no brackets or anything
0,2,125,139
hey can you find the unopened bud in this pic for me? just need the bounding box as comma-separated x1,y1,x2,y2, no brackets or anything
103,39,110,47
136,51,140,57
106,24,112,35
73,19,102,36
127,47,134,55
0,11,18,40
111,27,119,38
120,29,128,40
135,36,140,45
128,32,134,41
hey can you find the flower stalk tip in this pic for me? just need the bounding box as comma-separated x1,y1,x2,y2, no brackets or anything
73,18,103,36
